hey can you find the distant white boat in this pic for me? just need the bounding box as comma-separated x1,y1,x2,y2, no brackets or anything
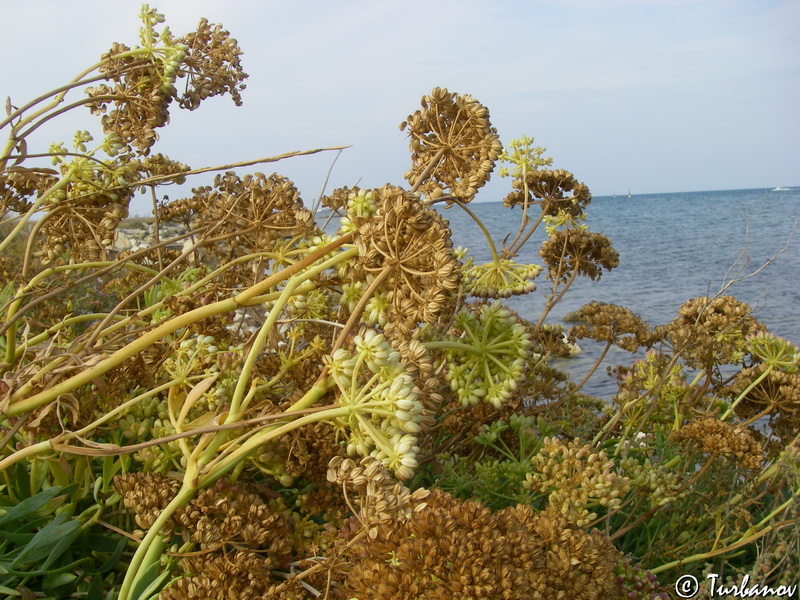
772,187,793,191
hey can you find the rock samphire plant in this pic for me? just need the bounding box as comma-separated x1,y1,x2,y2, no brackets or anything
2,6,798,599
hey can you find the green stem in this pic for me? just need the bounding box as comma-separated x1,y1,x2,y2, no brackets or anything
118,480,198,600
198,385,341,487
235,232,354,305
0,379,182,472
4,261,156,365
650,525,772,575
721,364,773,421
650,454,799,575
3,241,356,417
454,199,501,263
0,440,52,472
0,161,81,255
423,340,482,353
228,275,314,420
11,313,125,363
3,296,234,416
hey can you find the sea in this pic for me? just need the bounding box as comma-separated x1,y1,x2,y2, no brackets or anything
440,188,800,399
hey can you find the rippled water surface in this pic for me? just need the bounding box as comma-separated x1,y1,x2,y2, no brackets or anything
442,188,800,397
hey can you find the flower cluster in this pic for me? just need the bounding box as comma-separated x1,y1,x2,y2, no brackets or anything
503,168,591,218
177,17,248,110
38,153,132,263
320,184,361,213
86,8,246,155
401,87,502,202
462,257,542,298
115,474,295,599
614,557,668,600
343,489,621,600
190,171,316,266
530,323,581,359
497,134,553,179
571,302,652,353
137,152,190,183
175,481,292,554
667,296,766,369
669,418,764,471
114,471,181,534
163,552,282,600
347,185,461,337
746,331,800,372
724,365,800,439
36,151,191,264
440,302,531,408
620,456,684,509
524,437,631,526
326,329,424,479
165,483,292,600
85,8,181,153
539,228,619,282
0,167,58,215
611,350,689,430
327,455,430,531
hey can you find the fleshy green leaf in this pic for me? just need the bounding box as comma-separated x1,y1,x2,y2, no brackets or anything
0,485,75,528
11,511,83,568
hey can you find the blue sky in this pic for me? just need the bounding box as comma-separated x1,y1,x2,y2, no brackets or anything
2,0,798,214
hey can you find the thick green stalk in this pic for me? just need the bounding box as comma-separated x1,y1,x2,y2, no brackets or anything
423,340,483,353
11,313,126,363
454,200,501,264
3,240,356,417
195,279,305,463
650,526,772,575
235,232,354,305
118,396,353,599
117,477,198,600
198,396,345,488
4,262,156,364
3,296,237,416
0,162,81,255
720,364,773,421
0,379,183,472
228,281,300,422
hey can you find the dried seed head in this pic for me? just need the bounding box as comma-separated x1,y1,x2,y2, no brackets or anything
571,302,650,353
349,184,461,333
402,87,502,202
667,296,766,369
539,228,619,282
669,417,765,471
503,168,591,217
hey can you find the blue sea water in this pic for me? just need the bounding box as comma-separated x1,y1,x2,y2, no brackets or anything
441,188,800,398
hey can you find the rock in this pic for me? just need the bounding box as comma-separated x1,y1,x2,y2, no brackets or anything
562,310,587,323
114,222,190,253
565,337,582,357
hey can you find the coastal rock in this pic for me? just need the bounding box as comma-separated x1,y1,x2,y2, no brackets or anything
114,222,191,253
562,310,587,323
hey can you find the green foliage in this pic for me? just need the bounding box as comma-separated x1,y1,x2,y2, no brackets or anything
434,415,547,511
0,483,126,599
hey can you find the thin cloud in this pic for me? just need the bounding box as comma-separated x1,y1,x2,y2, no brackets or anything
1,0,797,212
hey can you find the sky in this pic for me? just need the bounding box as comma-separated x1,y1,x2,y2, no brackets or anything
1,0,798,215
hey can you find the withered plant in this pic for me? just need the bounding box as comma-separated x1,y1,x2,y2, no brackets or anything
1,6,798,600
